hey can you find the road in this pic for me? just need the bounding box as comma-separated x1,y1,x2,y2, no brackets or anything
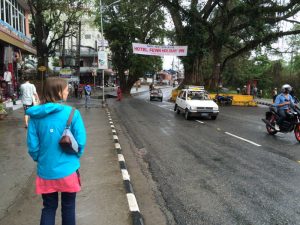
109,87,300,225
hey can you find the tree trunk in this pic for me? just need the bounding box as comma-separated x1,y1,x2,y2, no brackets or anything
118,70,131,96
208,49,222,90
182,56,204,87
35,10,49,80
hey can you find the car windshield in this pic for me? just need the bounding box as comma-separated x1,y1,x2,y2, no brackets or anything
151,89,161,93
187,91,209,100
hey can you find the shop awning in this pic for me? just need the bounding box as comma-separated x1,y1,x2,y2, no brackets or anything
0,31,36,55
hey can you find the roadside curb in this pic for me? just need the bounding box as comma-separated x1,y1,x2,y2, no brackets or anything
105,109,144,225
255,100,272,106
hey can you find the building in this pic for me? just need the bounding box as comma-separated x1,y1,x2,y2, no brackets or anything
0,0,36,99
59,14,113,86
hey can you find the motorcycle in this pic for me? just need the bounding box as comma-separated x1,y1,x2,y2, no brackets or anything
262,105,300,142
214,95,233,106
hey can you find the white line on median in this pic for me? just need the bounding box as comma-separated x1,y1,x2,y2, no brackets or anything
225,132,261,147
126,193,140,212
121,169,130,181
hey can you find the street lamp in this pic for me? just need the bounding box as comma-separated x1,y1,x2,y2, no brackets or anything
99,0,121,107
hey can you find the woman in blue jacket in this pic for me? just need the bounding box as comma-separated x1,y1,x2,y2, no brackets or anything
26,77,86,225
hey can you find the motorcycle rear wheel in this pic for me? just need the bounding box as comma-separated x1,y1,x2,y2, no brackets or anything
266,114,278,135
294,125,300,142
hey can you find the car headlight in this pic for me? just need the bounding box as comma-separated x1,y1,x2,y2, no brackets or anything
213,107,219,111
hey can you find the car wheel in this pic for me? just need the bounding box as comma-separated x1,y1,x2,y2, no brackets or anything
160,98,163,102
211,115,217,120
150,97,152,101
185,109,190,120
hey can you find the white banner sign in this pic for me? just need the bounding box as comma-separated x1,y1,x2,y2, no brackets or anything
97,39,109,48
132,43,188,56
98,51,108,69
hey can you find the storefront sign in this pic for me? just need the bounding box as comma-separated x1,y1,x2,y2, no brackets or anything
59,68,73,78
38,66,47,72
132,43,188,56
98,51,108,69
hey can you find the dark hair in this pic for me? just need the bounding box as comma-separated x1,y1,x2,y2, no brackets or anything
42,77,67,103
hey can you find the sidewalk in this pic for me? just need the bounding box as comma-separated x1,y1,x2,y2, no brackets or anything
0,97,131,225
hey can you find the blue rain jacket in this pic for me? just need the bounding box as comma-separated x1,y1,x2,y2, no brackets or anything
26,103,86,179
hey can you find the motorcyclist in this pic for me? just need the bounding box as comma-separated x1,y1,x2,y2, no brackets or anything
274,84,295,131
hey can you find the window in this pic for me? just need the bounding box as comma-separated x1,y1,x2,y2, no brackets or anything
0,0,4,20
18,13,23,33
85,34,91,39
5,0,10,24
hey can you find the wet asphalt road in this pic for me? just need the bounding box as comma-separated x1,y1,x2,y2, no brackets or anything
110,88,300,225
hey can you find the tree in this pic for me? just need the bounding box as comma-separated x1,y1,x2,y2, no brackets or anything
27,0,86,77
95,0,165,94
157,0,300,89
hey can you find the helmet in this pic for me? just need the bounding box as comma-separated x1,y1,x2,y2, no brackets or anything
281,84,292,93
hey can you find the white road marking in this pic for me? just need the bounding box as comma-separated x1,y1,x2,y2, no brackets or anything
225,132,261,147
160,127,170,136
126,193,140,212
195,120,204,124
115,143,121,149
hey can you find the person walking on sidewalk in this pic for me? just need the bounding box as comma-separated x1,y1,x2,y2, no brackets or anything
26,77,87,225
20,78,39,128
84,84,92,108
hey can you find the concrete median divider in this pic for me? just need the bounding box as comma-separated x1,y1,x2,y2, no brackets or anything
170,89,257,106
211,94,257,107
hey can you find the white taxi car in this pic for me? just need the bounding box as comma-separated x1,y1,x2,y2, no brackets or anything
174,86,219,120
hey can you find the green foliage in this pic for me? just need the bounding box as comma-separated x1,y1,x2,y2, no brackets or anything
0,102,7,114
52,57,60,67
28,0,87,60
95,0,165,92
159,0,300,87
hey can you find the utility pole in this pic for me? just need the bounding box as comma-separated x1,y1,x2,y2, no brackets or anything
100,0,106,107
75,21,81,77
62,21,66,68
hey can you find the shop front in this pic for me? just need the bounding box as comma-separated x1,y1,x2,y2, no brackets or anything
0,0,36,100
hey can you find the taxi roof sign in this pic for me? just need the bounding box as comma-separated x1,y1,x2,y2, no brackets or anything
183,85,205,91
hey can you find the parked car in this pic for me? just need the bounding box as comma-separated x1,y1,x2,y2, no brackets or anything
150,88,163,102
174,86,219,120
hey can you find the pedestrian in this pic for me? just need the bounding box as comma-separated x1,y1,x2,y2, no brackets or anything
272,87,277,103
135,83,138,92
26,77,86,225
259,89,263,99
252,86,258,98
3,66,12,98
117,86,122,101
74,82,78,98
20,78,39,128
84,83,92,108
78,85,83,99
236,87,240,94
242,85,247,95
